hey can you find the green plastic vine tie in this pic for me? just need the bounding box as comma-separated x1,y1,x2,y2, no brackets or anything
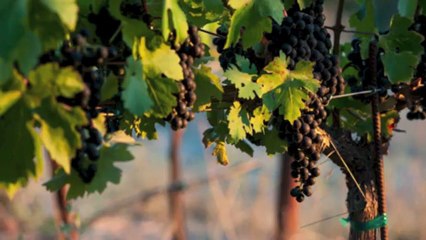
340,214,388,232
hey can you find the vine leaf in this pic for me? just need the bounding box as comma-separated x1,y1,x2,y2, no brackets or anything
180,0,224,26
225,0,284,49
100,74,119,102
35,98,87,174
40,0,78,30
0,100,37,183
236,55,257,74
0,90,22,115
349,0,375,59
261,129,288,155
258,54,319,123
297,0,313,9
398,0,417,19
235,140,254,157
161,0,188,44
146,76,179,117
227,101,247,143
122,58,154,116
28,63,84,100
0,0,42,75
379,15,424,55
250,105,271,133
44,143,134,199
212,141,229,166
138,38,184,80
193,65,223,112
224,67,261,100
381,51,420,84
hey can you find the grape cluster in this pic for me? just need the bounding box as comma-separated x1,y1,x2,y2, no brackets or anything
265,0,343,202
346,39,389,103
166,26,204,130
212,26,265,72
41,32,116,182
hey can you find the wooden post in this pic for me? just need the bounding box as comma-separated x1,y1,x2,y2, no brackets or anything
169,129,186,240
276,153,299,240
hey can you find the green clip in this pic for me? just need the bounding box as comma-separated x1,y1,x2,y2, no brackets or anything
340,214,388,232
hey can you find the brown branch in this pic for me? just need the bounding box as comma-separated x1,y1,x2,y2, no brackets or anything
332,0,345,56
48,155,78,240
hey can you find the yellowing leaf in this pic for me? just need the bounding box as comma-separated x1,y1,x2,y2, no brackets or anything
224,67,261,99
36,98,87,174
138,38,183,80
259,56,320,123
40,0,78,30
0,90,22,115
193,65,223,112
212,141,229,165
227,101,246,143
251,105,271,133
161,0,188,44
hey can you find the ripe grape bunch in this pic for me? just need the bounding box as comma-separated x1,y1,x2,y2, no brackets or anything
213,26,264,72
41,31,116,183
265,0,344,202
166,26,205,130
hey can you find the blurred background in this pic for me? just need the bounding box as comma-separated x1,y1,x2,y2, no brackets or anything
1,0,426,239
1,112,425,240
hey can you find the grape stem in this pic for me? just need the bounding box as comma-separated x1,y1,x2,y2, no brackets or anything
199,28,226,38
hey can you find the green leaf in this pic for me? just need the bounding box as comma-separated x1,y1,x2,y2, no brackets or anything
146,76,179,117
0,0,42,74
349,0,376,33
122,58,154,116
101,74,119,101
224,67,261,99
235,140,254,157
225,0,283,49
28,0,67,51
235,55,257,74
260,129,288,155
55,67,85,98
227,101,247,143
381,51,420,83
297,0,313,9
161,0,188,44
0,91,22,115
398,0,417,19
0,0,27,61
44,143,134,199
193,65,223,112
0,99,37,183
40,0,78,30
258,57,319,123
379,15,424,55
35,98,87,173
138,38,184,80
28,63,84,99
212,141,229,165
